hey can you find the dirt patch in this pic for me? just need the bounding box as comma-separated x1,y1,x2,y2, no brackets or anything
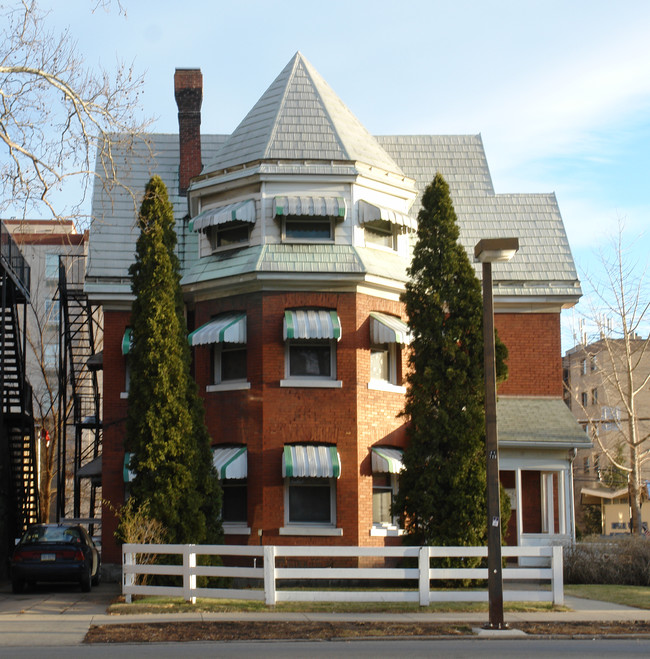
85,620,650,643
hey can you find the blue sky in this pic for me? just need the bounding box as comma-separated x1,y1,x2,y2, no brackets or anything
37,0,650,348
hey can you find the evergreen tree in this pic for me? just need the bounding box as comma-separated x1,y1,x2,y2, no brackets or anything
396,173,488,547
124,175,222,544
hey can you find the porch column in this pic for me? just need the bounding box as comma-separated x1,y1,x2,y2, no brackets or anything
558,469,566,535
515,469,523,545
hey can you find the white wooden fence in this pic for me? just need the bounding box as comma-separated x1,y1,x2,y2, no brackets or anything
122,543,564,606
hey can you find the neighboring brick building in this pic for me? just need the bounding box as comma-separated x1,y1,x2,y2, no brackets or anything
86,53,589,566
564,337,650,534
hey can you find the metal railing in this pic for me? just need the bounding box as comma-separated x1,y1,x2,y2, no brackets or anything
0,220,30,297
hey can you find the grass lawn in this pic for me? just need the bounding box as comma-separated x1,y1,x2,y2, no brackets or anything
108,595,563,615
564,584,650,609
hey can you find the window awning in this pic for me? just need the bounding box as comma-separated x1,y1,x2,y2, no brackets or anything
188,313,247,346
274,196,346,219
122,328,133,355
282,445,341,479
77,456,102,479
371,447,404,474
189,199,256,232
283,310,342,341
213,446,247,480
370,312,412,345
123,452,135,483
358,200,416,231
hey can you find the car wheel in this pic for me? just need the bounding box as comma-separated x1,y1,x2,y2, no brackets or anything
11,578,24,594
91,567,101,587
80,566,92,592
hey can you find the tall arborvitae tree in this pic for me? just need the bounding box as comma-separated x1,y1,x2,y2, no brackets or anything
396,172,488,547
124,175,222,544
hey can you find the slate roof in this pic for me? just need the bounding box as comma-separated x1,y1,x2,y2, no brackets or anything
379,136,580,297
87,134,227,294
497,397,591,448
87,54,580,302
202,52,404,176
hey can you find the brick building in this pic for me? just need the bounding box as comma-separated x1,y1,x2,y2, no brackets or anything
86,53,589,566
564,337,650,534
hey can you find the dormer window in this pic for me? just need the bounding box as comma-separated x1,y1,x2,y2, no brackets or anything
274,196,345,244
284,217,333,242
358,200,415,252
189,199,256,256
364,220,397,250
208,221,250,251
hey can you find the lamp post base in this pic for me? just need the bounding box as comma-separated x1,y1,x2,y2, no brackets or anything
482,621,510,630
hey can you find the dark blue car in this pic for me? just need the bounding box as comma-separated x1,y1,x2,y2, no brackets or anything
10,524,101,593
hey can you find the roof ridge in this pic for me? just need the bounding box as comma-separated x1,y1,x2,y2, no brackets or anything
262,53,300,160
300,55,350,160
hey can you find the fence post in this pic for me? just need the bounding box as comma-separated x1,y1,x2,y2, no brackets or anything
123,546,134,604
552,545,564,605
418,546,429,606
264,545,277,606
183,545,197,604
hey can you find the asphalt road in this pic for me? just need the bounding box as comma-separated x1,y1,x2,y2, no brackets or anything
3,639,650,659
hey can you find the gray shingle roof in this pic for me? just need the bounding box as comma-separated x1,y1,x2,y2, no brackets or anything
380,136,580,296
497,397,591,448
87,57,580,302
87,134,227,294
202,52,404,176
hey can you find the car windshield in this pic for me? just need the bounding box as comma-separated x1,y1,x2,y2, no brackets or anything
22,526,82,544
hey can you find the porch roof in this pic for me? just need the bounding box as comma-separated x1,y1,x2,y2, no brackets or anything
497,397,591,449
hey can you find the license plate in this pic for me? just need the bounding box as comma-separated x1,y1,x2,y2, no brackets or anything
41,553,56,561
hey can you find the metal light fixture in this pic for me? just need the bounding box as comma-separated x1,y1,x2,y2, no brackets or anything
474,237,519,630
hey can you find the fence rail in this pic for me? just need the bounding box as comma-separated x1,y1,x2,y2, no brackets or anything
122,543,564,606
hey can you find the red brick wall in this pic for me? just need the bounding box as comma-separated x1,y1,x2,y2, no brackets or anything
495,313,562,397
100,310,131,564
174,68,202,194
100,293,564,560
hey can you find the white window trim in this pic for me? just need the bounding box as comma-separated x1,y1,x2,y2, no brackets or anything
371,472,400,528
284,339,338,383
363,220,399,251
367,381,405,394
223,523,251,536
211,343,249,388
208,222,251,254
281,378,342,389
370,525,404,537
283,476,337,529
279,526,343,536
206,382,251,393
369,343,403,389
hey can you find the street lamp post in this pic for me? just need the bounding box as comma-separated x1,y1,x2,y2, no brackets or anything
474,237,519,630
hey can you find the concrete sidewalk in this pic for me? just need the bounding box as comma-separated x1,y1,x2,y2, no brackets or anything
1,581,649,647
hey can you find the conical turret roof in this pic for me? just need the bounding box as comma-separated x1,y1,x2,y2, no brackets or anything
202,52,404,176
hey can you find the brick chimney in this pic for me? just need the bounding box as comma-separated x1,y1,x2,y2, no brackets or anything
174,68,203,195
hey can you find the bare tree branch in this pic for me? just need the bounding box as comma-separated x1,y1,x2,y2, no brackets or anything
0,0,151,227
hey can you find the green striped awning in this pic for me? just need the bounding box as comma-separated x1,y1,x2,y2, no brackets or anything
371,447,404,474
122,328,133,355
123,452,135,482
283,310,341,341
358,200,416,230
274,196,346,219
212,446,247,480
282,445,341,479
188,313,247,346
369,312,412,345
189,199,256,232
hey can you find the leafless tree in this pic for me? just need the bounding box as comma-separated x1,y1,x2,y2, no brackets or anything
0,0,151,226
573,221,650,534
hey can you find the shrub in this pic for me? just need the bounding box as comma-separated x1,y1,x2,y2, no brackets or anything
564,536,650,586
